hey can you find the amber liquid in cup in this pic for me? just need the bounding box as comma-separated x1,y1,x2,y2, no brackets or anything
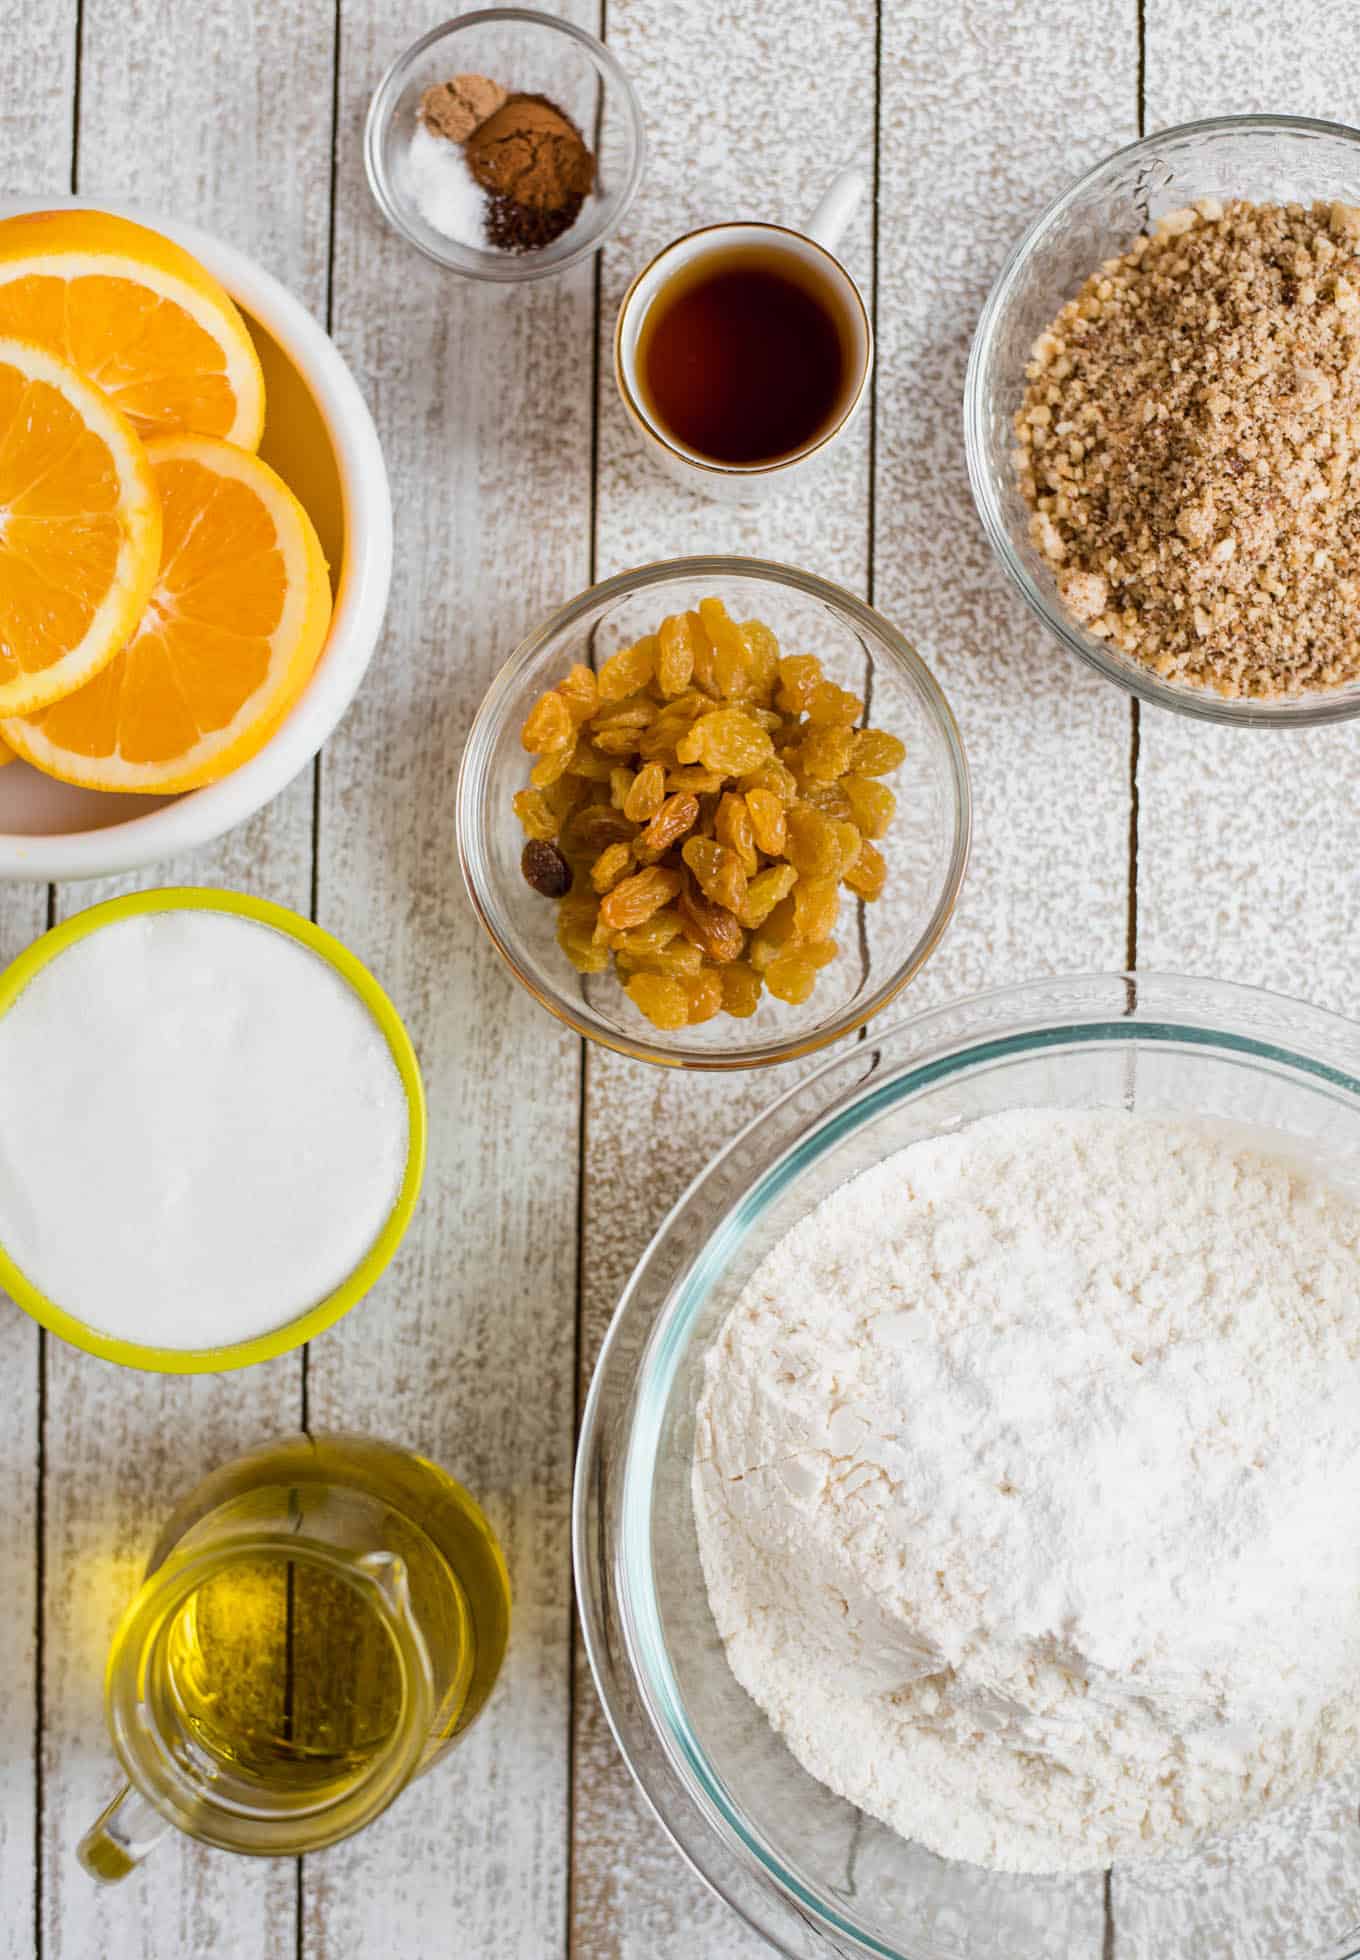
635,245,853,465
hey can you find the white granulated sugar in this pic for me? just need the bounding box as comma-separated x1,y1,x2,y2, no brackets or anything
402,121,489,251
692,1108,1360,1873
0,911,409,1351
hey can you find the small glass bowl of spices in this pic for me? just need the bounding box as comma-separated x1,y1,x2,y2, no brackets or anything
366,9,644,282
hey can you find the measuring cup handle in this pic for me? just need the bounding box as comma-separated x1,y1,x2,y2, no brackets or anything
77,1783,170,1883
804,168,867,256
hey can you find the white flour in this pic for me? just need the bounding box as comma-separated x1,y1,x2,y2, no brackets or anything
692,1108,1360,1872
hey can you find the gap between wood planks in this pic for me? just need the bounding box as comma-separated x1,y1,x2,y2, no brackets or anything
31,1,87,1941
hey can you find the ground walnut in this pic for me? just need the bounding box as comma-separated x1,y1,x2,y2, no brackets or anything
513,597,908,1031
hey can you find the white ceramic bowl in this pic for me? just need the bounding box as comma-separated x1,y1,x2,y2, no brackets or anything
0,197,393,882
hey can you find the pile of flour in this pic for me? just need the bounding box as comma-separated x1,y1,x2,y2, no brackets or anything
692,1108,1360,1872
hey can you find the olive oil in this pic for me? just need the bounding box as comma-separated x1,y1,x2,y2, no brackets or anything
145,1434,510,1800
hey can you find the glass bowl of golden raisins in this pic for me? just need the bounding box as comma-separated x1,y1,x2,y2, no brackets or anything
456,557,971,1068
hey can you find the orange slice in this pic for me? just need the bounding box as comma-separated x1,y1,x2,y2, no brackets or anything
2,435,332,793
0,736,15,768
0,210,266,449
0,336,162,716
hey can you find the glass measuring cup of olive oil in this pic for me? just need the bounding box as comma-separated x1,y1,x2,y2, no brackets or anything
78,1434,510,1878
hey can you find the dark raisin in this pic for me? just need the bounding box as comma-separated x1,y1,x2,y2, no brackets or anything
521,838,571,897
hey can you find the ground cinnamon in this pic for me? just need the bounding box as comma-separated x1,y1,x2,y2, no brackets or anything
465,93,595,251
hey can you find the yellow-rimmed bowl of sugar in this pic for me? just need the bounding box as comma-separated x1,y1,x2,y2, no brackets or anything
0,888,425,1373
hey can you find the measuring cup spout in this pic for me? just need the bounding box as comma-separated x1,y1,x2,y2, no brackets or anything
77,1783,170,1883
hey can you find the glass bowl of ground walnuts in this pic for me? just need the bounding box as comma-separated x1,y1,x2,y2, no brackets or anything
456,558,971,1067
966,114,1360,724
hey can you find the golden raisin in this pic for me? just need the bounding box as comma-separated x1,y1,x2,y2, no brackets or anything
785,804,842,877
592,724,646,757
745,786,787,856
798,725,855,782
623,760,666,822
715,793,758,876
598,865,684,930
516,597,910,1029
741,759,799,804
590,841,635,894
850,728,907,776
720,962,763,1018
683,969,725,1024
844,775,896,839
738,862,799,929
740,620,780,697
806,681,864,726
543,773,587,822
775,654,823,714
795,776,853,820
556,663,599,723
665,764,726,794
594,697,655,732
564,740,615,782
626,971,689,1030
513,788,557,840
598,636,657,702
657,612,700,696
610,908,684,955
621,938,703,978
749,896,800,972
557,895,608,973
636,791,699,861
529,747,572,789
793,878,840,942
678,888,745,963
832,820,863,876
843,838,886,899
681,836,748,913
522,689,575,754
764,952,820,1004
565,803,635,854
676,709,774,775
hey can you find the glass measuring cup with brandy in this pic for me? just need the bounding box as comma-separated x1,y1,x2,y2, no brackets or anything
78,1433,510,1878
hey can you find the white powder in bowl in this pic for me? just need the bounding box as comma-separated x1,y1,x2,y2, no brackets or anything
692,1108,1360,1873
0,910,410,1351
401,121,489,251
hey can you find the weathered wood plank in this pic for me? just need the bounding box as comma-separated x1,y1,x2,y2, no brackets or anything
875,0,1136,1011
0,4,77,1954
1117,5,1360,1953
37,2,334,1955
1136,2,1360,1020
872,6,1135,1949
572,1,877,1952
301,6,598,1956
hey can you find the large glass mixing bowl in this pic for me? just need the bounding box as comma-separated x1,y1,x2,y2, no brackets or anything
574,974,1360,1960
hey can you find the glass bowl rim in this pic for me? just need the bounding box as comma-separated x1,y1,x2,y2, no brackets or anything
574,967,1360,1960
963,111,1360,729
455,553,973,1070
363,6,647,284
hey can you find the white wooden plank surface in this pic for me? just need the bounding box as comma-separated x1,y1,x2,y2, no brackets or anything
301,6,598,1956
875,0,1136,1012
1136,3,1360,1020
2,1,1360,1957
573,0,877,1949
35,2,334,1955
0,7,77,1955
